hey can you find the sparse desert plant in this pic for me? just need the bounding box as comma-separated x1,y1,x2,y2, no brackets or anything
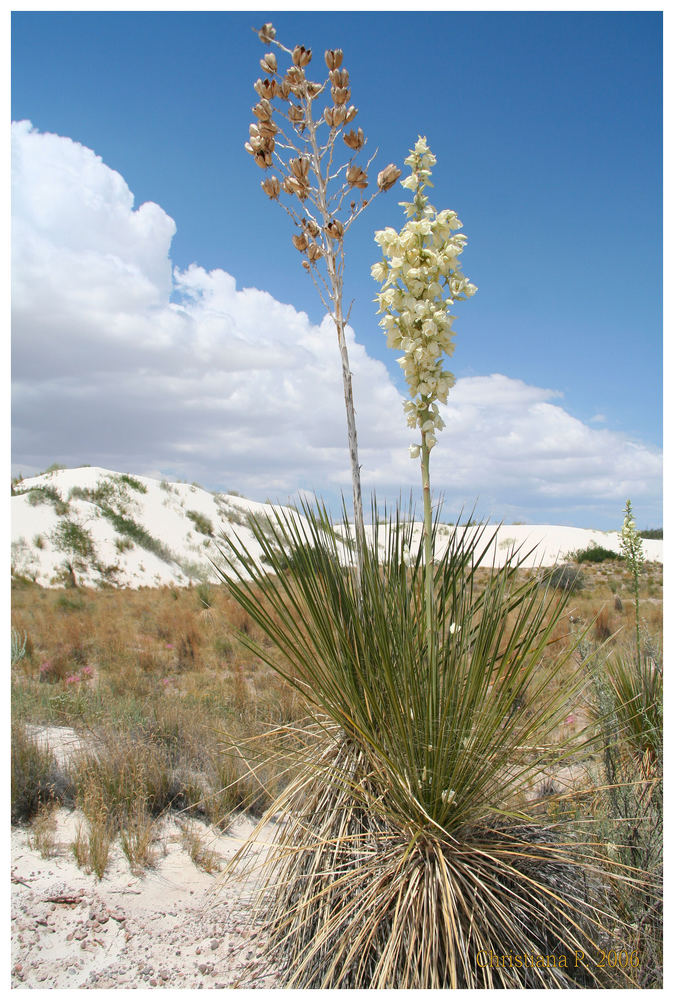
28,802,59,858
547,563,586,591
187,510,214,536
196,582,214,609
50,517,95,562
590,645,662,986
11,722,73,823
120,801,158,873
569,541,621,564
73,794,114,880
119,473,148,493
179,820,221,873
23,483,70,515
11,627,28,666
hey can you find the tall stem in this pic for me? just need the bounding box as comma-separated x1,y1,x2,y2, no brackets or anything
633,568,641,667
421,437,434,660
304,93,365,586
329,271,366,586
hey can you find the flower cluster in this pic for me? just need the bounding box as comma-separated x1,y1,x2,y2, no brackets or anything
372,137,476,455
619,499,644,573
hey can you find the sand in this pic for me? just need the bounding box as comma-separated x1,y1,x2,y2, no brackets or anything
11,738,280,991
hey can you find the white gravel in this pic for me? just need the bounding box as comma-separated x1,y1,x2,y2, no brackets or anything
11,809,280,989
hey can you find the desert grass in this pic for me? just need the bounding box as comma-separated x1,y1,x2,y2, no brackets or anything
11,577,306,874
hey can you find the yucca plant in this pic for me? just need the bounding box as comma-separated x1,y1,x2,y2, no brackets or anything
589,643,663,987
216,500,634,988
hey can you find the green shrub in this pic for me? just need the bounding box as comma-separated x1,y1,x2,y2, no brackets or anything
569,542,621,564
24,485,69,516
119,473,148,493
187,510,214,537
51,519,95,560
101,509,173,562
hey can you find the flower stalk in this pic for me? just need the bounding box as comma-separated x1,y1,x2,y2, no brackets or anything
620,499,645,665
372,137,476,636
246,22,401,584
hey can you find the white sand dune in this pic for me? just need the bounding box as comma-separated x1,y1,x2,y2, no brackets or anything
11,466,662,589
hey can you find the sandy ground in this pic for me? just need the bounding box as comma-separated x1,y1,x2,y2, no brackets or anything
11,770,281,989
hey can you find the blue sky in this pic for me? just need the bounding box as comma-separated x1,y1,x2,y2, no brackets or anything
11,11,662,528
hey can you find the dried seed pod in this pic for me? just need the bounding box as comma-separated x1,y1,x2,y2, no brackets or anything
306,81,322,98
257,118,278,138
260,52,277,74
254,78,276,100
346,164,368,189
252,99,273,121
326,219,344,240
343,127,364,151
282,176,309,200
254,149,272,169
277,79,292,101
302,260,311,270
292,233,309,252
331,86,351,106
258,23,275,44
329,68,349,88
377,164,401,192
292,45,312,68
344,106,358,124
261,176,281,199
286,66,304,86
305,219,320,237
288,105,304,124
324,49,343,70
290,157,310,182
306,243,323,261
324,106,347,128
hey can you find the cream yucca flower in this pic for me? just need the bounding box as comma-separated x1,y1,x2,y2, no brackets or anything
372,136,475,454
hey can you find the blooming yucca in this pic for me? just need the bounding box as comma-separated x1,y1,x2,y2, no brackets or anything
372,137,475,625
372,136,476,459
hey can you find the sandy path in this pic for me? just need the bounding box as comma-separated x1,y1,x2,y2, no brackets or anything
11,807,280,989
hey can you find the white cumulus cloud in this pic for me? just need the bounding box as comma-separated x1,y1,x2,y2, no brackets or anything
11,121,662,528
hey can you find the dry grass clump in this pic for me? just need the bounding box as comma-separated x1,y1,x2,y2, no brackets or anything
11,721,74,823
11,578,306,871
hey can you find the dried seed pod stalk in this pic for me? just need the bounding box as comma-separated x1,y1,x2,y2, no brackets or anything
245,22,401,579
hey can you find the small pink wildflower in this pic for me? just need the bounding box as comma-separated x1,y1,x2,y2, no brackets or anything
80,665,93,677
161,677,171,687
564,714,576,726
65,673,80,685
165,644,174,649
39,660,52,674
